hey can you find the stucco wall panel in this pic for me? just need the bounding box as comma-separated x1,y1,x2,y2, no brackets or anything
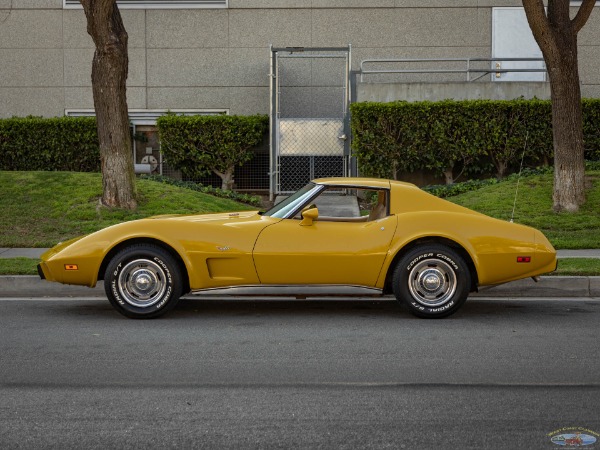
148,48,230,87
228,0,311,8
0,0,61,9
0,88,64,118
0,10,62,48
147,10,227,48
147,87,229,109
578,9,600,46
582,85,600,99
395,0,477,6
229,47,270,87
313,0,394,7
312,9,398,48
578,46,600,85
312,8,489,48
229,9,311,48
229,87,269,115
476,0,522,6
0,49,63,87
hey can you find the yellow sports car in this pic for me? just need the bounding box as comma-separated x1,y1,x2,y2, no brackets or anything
38,177,556,319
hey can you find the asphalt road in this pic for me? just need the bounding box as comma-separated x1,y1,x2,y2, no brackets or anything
1,296,599,449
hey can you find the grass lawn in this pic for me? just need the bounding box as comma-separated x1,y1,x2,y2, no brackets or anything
1,169,600,275
0,171,254,247
555,258,600,276
448,171,600,249
0,258,41,275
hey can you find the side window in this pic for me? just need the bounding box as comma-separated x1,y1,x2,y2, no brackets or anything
300,187,388,222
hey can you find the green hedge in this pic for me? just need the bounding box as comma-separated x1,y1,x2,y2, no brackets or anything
157,114,268,185
351,98,600,181
0,116,100,171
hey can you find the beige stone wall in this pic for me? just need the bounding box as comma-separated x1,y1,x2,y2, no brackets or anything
0,1,598,118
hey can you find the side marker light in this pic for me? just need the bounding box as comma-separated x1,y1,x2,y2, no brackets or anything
516,256,531,263
65,264,79,270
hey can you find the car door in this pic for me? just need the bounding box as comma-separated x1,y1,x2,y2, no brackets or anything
252,214,397,287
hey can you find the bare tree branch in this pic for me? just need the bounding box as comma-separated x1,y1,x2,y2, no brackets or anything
522,0,558,56
572,0,596,33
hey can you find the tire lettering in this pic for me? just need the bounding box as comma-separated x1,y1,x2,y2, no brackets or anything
436,253,458,270
429,301,455,313
407,253,434,271
111,280,125,305
113,262,122,277
156,286,172,310
153,257,172,283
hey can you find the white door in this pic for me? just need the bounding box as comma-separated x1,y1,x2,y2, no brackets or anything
492,7,546,82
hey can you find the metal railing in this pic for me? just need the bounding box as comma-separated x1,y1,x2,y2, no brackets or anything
359,58,546,82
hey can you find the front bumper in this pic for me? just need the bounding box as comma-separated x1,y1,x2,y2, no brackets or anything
37,263,45,280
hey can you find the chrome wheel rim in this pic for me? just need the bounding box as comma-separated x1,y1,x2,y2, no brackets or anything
118,259,167,308
408,258,457,307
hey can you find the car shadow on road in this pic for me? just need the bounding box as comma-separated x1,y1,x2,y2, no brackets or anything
58,297,596,321
173,297,596,320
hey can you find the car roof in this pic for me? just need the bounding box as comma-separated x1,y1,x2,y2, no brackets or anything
313,177,416,189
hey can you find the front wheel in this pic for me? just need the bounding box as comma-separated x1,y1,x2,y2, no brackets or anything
104,244,183,319
392,244,471,318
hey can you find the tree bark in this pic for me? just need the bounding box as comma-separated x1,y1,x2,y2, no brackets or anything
443,167,454,185
548,47,586,212
522,0,596,212
81,0,137,209
213,166,235,191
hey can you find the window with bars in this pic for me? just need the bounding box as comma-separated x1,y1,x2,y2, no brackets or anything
64,0,227,9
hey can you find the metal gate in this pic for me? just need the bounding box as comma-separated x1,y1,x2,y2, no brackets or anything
269,46,351,199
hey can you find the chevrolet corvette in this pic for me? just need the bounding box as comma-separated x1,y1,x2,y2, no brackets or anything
38,177,557,319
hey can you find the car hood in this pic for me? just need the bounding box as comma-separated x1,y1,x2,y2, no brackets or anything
148,210,261,223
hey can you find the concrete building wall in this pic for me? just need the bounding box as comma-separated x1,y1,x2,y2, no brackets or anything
0,1,599,118
357,81,552,103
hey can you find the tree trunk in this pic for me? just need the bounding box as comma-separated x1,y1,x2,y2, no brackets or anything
213,167,235,191
521,0,595,212
547,51,586,212
496,160,508,180
81,0,137,209
443,168,454,185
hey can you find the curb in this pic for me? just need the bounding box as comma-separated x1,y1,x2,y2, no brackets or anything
1,275,599,298
472,276,600,298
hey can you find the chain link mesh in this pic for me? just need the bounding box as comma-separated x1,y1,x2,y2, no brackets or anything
275,50,349,193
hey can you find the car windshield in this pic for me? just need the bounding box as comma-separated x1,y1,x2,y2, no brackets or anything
262,183,320,218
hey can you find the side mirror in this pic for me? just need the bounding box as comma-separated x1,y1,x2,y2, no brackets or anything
300,205,318,226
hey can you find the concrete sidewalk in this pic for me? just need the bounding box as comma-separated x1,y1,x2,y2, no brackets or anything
0,248,49,258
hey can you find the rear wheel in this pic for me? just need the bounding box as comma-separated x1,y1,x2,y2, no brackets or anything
104,244,183,319
392,244,470,318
